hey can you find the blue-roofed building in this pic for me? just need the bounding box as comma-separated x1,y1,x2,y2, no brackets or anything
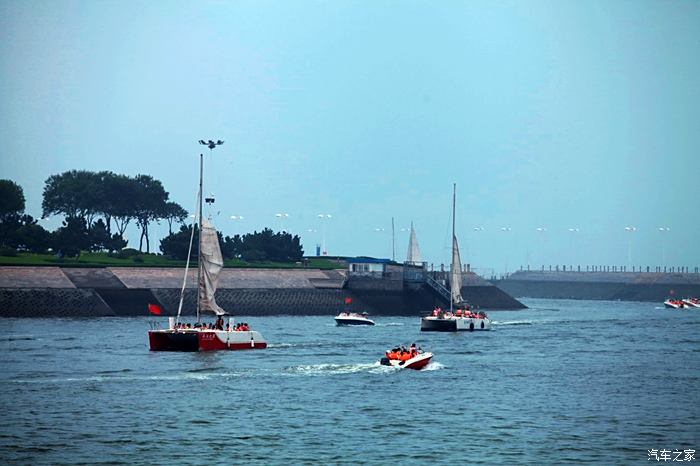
347,257,391,275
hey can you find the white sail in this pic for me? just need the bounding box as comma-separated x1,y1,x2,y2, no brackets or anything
406,221,422,265
198,218,225,316
450,234,463,305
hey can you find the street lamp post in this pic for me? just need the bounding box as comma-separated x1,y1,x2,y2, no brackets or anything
275,213,289,232
230,215,244,235
659,227,671,267
536,227,547,268
500,227,512,274
624,226,636,269
374,227,387,258
317,214,332,255
568,228,580,267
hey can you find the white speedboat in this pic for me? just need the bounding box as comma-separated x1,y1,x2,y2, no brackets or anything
663,299,686,309
682,297,700,308
380,351,433,370
421,309,491,332
335,312,375,326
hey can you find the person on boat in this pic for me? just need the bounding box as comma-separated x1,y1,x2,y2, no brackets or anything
215,316,224,330
225,322,230,331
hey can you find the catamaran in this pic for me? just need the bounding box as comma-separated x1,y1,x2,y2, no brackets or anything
148,151,267,351
420,183,491,332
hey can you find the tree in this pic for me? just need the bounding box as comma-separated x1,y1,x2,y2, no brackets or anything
132,174,169,253
99,172,135,236
15,216,52,253
160,224,198,261
88,219,110,252
0,179,25,220
0,180,31,250
221,234,243,260
162,201,188,235
52,216,90,259
42,170,102,225
238,228,304,262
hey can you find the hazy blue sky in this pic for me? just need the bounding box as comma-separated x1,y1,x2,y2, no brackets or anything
1,0,698,273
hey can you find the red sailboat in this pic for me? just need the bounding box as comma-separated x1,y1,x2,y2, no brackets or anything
148,152,267,351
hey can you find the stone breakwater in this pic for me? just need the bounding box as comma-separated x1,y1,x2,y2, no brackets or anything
0,266,525,317
495,270,700,302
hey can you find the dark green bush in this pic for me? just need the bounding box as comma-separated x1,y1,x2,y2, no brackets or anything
0,246,17,257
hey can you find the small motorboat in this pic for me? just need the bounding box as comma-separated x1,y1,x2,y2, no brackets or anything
421,308,491,332
664,298,686,309
380,350,433,370
335,312,375,326
682,297,700,308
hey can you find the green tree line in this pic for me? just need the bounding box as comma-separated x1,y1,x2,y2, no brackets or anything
1,174,304,263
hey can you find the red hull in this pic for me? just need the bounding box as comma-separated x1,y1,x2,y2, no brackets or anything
148,330,267,352
404,356,432,370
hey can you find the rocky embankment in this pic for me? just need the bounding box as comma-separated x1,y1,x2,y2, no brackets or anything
0,266,524,317
494,270,700,302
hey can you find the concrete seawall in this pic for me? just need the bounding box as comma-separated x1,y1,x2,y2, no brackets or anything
0,266,524,317
495,270,700,302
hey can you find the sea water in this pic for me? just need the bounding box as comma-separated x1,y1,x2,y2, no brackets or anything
0,299,698,465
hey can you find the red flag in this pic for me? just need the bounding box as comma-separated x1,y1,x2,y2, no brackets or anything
344,297,352,305
148,303,162,315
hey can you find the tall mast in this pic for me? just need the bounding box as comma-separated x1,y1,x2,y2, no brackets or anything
197,153,203,323
451,183,456,314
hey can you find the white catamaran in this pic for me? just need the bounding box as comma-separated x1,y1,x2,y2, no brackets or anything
420,183,491,332
148,151,267,351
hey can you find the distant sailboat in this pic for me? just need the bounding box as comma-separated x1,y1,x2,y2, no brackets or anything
148,152,267,351
406,221,422,266
421,184,491,332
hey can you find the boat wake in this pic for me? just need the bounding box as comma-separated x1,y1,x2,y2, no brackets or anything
283,362,383,376
268,342,334,349
377,322,404,327
422,361,445,371
492,320,535,326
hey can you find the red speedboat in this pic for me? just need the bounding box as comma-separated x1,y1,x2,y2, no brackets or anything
682,297,700,308
664,298,686,309
380,348,433,370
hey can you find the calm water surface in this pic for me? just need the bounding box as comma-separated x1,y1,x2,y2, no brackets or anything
1,299,698,465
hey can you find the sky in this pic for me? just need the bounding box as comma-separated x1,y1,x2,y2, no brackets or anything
1,0,699,274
